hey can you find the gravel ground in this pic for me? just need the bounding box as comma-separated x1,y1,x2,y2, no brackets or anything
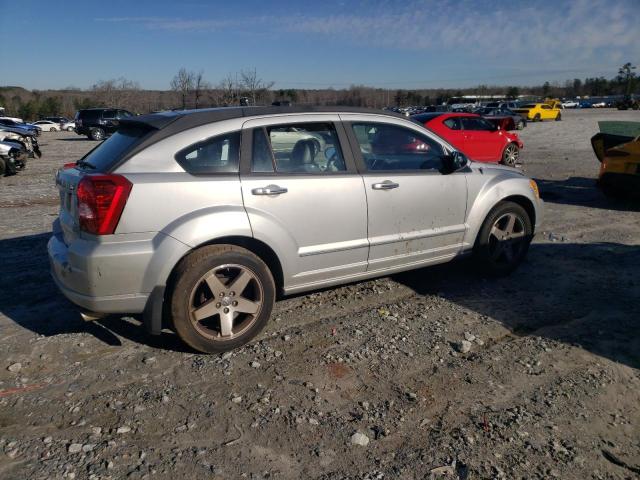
1,109,639,480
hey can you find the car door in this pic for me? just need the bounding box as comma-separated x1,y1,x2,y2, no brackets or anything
342,116,468,273
461,117,502,161
240,115,369,291
438,116,467,152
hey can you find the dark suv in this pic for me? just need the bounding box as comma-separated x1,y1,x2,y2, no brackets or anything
75,108,134,140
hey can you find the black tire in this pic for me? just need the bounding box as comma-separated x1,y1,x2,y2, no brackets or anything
500,143,519,167
89,128,105,141
555,113,562,121
50,127,57,132
474,201,533,276
170,245,275,353
533,113,541,122
0,158,5,176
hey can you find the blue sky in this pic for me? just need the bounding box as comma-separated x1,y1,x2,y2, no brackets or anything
1,0,638,91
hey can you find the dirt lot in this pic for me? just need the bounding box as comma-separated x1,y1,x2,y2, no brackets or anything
1,109,639,480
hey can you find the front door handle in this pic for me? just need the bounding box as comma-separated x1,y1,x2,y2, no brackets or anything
251,185,288,196
372,180,399,190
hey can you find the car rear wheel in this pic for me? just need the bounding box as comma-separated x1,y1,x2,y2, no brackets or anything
170,245,275,353
474,201,532,276
89,128,105,141
66,127,74,131
555,113,562,121
50,127,57,132
0,158,6,176
516,120,525,130
533,113,541,122
501,143,519,167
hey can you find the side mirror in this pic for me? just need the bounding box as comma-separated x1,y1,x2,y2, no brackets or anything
441,151,468,173
453,151,469,169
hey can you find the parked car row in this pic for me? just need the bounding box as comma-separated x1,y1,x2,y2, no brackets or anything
0,122,41,176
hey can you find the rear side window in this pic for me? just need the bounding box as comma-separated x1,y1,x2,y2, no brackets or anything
175,131,240,174
77,110,100,121
80,128,149,171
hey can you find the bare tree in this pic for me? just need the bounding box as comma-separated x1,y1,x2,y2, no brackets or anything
239,68,274,105
218,73,237,106
193,71,209,109
170,68,195,109
91,77,140,108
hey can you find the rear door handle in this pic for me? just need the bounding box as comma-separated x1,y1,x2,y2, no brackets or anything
372,180,399,190
251,185,288,195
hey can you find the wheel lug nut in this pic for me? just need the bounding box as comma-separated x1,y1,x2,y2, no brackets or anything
216,303,221,308
219,292,225,297
232,301,238,306
223,307,229,314
230,291,235,296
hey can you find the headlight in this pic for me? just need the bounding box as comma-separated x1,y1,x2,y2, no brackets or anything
529,179,540,198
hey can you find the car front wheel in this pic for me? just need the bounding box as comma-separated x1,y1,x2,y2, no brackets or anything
501,143,519,167
474,201,532,276
170,245,276,353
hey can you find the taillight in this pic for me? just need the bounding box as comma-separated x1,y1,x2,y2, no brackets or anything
62,162,77,170
76,174,132,235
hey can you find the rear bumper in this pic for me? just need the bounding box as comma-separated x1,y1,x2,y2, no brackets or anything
47,228,190,315
48,231,149,313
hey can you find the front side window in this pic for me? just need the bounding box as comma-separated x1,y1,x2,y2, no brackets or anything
351,123,445,172
175,131,241,174
251,122,346,173
461,117,493,131
443,118,461,130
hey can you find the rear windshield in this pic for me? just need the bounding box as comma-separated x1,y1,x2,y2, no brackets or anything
79,127,149,171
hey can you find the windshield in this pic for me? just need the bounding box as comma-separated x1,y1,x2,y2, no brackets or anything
79,127,149,171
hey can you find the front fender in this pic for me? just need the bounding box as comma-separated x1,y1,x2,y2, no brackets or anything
463,172,542,249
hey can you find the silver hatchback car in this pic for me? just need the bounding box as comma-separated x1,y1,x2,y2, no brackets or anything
48,107,543,353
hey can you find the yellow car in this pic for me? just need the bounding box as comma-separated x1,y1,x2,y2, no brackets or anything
591,121,640,198
597,137,640,198
512,103,562,122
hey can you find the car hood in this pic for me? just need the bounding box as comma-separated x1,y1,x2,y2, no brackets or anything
0,126,36,137
468,160,523,176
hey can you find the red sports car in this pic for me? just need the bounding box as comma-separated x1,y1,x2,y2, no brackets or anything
412,113,523,166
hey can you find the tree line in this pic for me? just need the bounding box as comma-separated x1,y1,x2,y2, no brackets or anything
0,63,636,119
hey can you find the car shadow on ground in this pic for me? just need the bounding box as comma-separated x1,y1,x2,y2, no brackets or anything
536,176,640,211
1,233,638,368
0,232,192,353
55,138,93,142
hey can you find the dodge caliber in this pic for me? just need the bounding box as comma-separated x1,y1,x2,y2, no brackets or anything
49,107,543,353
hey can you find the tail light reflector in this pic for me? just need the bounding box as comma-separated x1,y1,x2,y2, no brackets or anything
76,174,132,235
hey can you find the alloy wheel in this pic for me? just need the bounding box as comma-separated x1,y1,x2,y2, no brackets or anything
503,144,519,166
188,264,264,341
488,213,527,265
